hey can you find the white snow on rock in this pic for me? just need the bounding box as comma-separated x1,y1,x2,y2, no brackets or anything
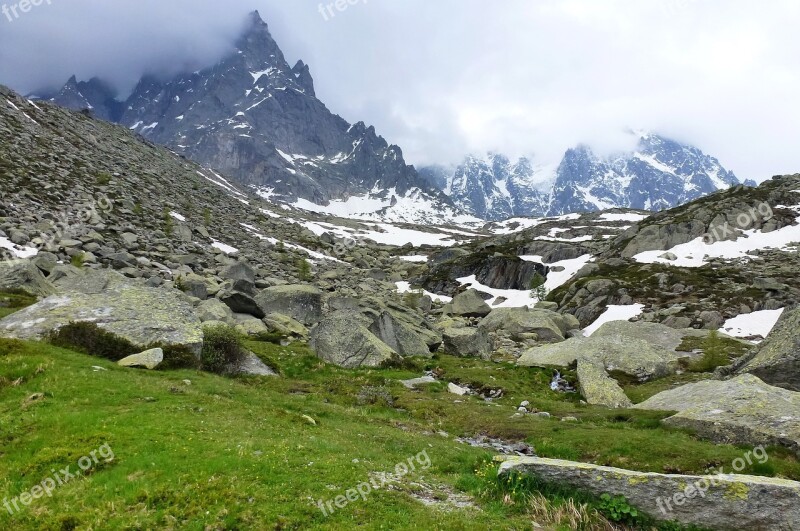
583,304,646,337
0,236,39,259
633,219,800,268
598,213,648,223
719,309,785,340
169,211,186,222
399,255,428,263
521,254,595,292
456,275,537,308
211,240,238,255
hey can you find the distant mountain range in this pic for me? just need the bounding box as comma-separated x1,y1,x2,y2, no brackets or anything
420,134,756,220
34,11,753,223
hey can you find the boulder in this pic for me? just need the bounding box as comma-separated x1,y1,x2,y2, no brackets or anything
196,298,234,324
263,312,308,338
310,311,399,368
369,310,434,357
255,285,322,326
0,259,55,297
591,320,710,352
518,335,685,382
576,359,633,408
449,289,491,318
736,307,800,391
228,351,277,376
499,456,800,531
217,279,262,318
443,327,493,359
234,316,270,337
118,348,164,370
479,307,567,342
0,269,203,354
220,261,256,284
634,374,800,453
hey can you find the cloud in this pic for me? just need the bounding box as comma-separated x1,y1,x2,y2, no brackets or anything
1,0,798,181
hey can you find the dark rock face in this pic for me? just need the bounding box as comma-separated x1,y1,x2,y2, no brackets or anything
423,135,746,221
40,11,446,210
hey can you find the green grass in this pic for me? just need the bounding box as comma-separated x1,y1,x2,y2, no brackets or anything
0,290,36,319
0,335,798,530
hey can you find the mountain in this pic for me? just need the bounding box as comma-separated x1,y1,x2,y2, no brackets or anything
37,11,457,223
423,133,755,220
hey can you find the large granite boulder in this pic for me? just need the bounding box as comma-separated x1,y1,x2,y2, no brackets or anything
310,311,399,368
736,307,800,391
634,374,800,453
217,279,262,318
443,327,493,359
499,456,800,531
518,334,685,382
255,285,322,326
0,269,203,354
368,310,434,357
0,259,55,297
118,348,164,370
576,359,633,408
449,289,491,318
479,307,572,342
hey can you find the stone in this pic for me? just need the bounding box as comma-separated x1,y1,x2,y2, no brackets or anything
499,456,800,531
534,301,559,311
634,374,800,453
0,259,55,297
196,298,234,324
0,269,203,354
400,375,437,389
228,351,277,376
369,310,434,357
32,252,58,274
518,334,686,382
443,327,493,359
448,382,469,396
263,313,308,338
217,280,262,318
310,311,398,368
736,307,800,391
255,285,322,326
220,261,256,284
118,348,164,370
576,359,633,409
234,316,270,337
449,289,491,317
479,307,569,342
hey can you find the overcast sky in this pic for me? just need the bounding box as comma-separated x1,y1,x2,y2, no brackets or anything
1,0,798,181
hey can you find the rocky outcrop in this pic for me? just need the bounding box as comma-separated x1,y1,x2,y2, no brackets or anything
499,456,800,531
634,374,800,453
0,269,203,354
368,310,434,357
518,334,686,382
478,307,576,342
576,359,633,408
0,259,55,297
735,307,800,391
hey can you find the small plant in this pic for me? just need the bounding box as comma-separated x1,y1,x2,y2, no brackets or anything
70,253,85,268
356,386,395,407
689,330,729,372
296,258,312,281
597,493,638,524
203,207,212,226
201,324,246,374
403,289,423,309
95,172,112,186
529,273,548,300
276,241,285,252
133,202,144,216
163,206,174,236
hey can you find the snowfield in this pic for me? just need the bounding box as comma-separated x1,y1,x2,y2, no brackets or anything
719,309,785,340
583,304,646,337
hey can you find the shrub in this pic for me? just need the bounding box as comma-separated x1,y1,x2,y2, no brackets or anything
47,322,139,361
163,207,174,236
296,258,312,281
203,207,212,226
201,324,246,374
95,172,112,186
403,289,423,309
159,344,200,370
70,253,85,268
689,331,729,372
